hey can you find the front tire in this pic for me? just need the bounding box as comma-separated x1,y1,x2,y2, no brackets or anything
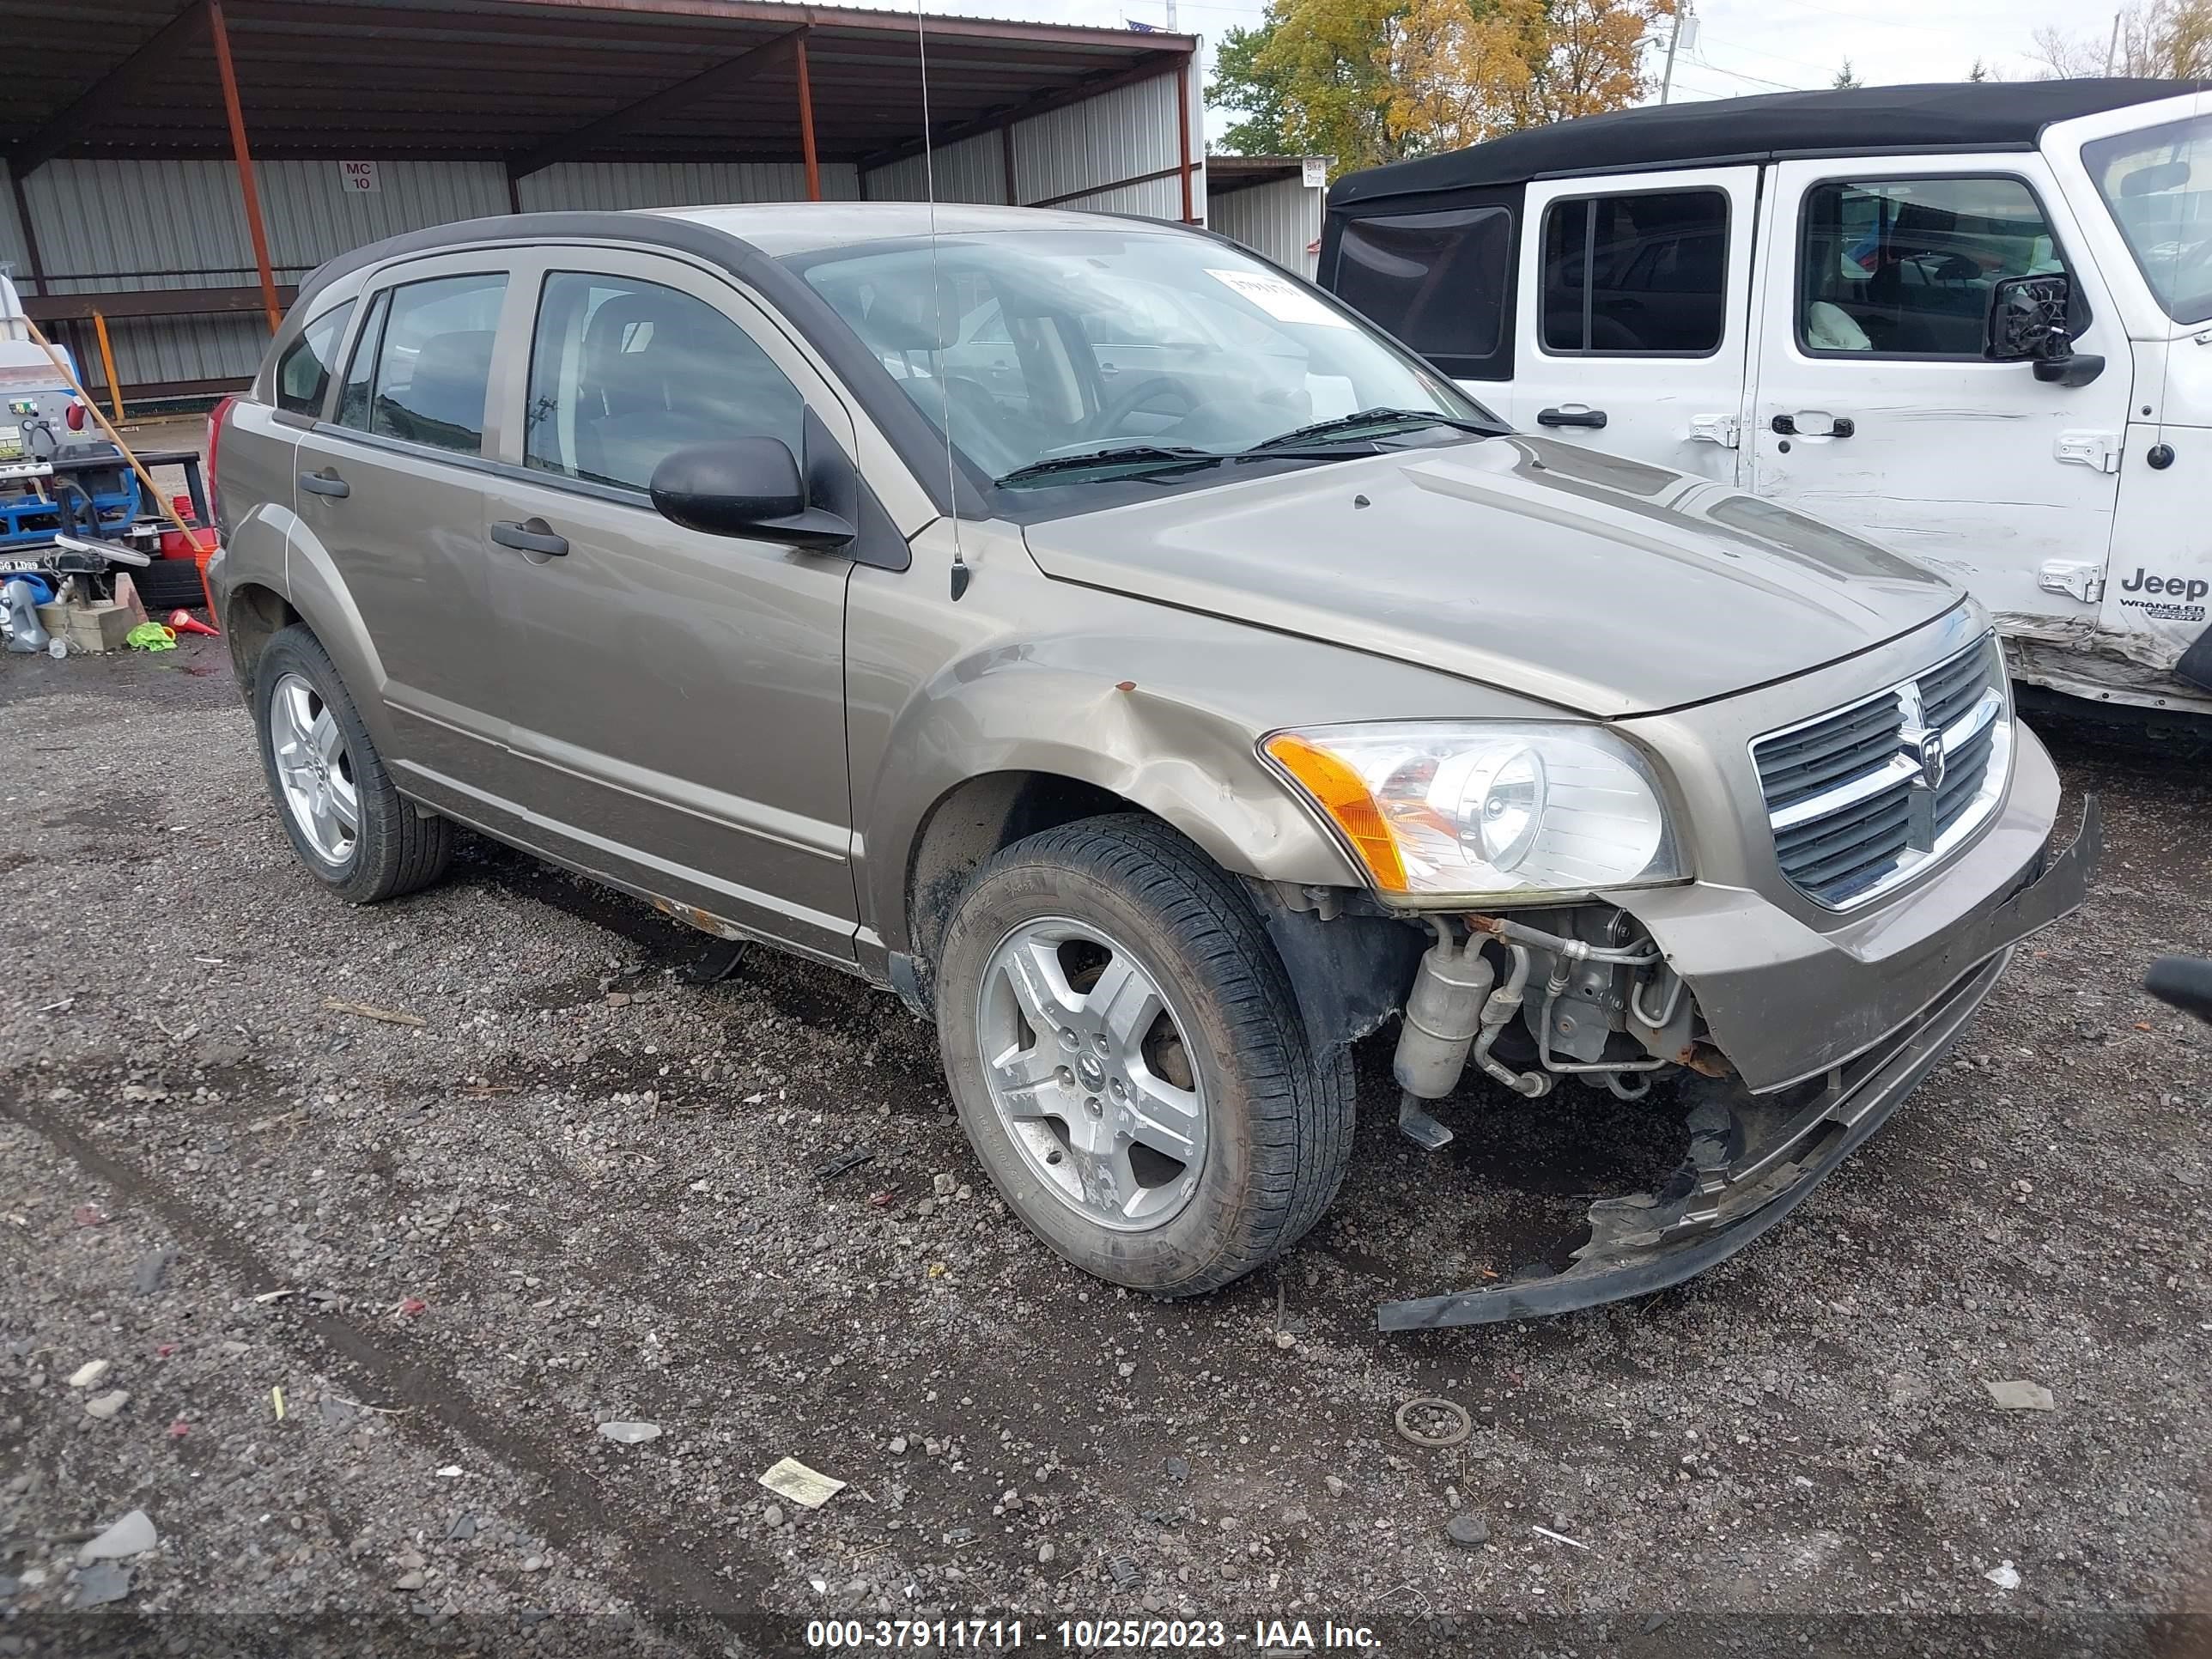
253,623,452,903
934,814,1352,1297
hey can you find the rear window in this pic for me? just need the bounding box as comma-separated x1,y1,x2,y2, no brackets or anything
275,301,354,417
1540,189,1729,356
366,273,507,455
1332,206,1513,376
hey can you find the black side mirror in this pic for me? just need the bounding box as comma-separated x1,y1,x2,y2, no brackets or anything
1985,273,2105,386
647,437,855,550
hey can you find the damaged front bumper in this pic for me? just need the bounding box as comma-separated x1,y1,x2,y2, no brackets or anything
1378,793,2100,1332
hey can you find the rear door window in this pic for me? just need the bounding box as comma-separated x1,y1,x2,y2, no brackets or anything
362,273,508,455
275,301,354,417
1797,176,2072,356
1540,190,1729,355
522,270,806,492
1332,206,1513,375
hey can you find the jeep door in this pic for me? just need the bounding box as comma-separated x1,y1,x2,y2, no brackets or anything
1507,168,1760,482
1747,159,2133,635
474,250,860,965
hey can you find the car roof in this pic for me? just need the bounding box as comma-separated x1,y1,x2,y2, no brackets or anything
1330,78,2209,210
653,201,1193,256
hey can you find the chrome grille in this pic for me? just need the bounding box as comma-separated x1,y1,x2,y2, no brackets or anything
1752,637,2010,909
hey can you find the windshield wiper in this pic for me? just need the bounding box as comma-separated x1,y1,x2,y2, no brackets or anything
994,444,1222,486
1246,407,1508,452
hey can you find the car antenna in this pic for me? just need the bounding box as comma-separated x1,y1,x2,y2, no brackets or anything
916,0,969,600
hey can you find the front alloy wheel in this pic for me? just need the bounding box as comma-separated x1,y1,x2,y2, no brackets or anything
935,814,1352,1297
977,916,1209,1231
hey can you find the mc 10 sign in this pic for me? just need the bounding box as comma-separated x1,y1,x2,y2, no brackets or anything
339,160,381,194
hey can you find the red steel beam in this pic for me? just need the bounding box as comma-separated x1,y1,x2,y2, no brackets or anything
1176,63,1194,223
206,0,283,335
794,33,822,201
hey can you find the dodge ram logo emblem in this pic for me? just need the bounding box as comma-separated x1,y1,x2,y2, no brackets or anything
1912,728,1946,793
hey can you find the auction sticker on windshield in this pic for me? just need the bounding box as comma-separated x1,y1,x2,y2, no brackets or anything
1204,268,1352,328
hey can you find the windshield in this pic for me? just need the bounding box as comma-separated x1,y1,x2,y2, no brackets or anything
2085,112,2212,325
786,228,1490,483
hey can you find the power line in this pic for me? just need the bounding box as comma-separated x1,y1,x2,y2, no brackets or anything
1684,54,1802,92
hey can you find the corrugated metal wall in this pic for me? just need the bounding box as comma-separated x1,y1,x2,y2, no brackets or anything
860,67,1202,220
14,63,1197,398
0,161,29,282
861,132,1006,207
1210,174,1324,277
517,161,860,211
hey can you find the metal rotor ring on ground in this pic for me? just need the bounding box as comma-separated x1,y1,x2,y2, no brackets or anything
1394,1396,1473,1449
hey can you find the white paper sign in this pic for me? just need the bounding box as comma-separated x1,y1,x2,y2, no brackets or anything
1302,156,1328,189
1204,267,1352,328
339,160,381,194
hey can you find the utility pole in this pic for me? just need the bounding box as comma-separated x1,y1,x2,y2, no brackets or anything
1164,0,1176,27
1661,1,1688,104
2104,9,2122,73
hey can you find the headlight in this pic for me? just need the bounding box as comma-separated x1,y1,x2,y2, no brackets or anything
1261,721,1685,900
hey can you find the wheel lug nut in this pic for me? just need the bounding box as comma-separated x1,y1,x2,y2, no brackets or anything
1059,1027,1079,1049
1055,1066,1075,1088
1093,1034,1109,1055
1110,1078,1127,1100
1085,1097,1103,1117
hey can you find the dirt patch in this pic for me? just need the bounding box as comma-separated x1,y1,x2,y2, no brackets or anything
1,644,2206,1655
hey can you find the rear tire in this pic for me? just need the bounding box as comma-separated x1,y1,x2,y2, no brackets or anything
934,813,1352,1297
253,623,452,903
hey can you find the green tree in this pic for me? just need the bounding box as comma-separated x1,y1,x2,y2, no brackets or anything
1209,21,1297,156
1206,0,1670,175
1832,58,1862,88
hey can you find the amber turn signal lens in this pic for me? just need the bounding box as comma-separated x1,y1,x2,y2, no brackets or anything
1262,732,1408,892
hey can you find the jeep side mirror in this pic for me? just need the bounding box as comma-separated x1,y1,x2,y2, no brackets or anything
647,437,855,550
1985,273,2105,387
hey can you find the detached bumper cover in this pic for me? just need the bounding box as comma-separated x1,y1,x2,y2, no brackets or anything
1379,796,2099,1332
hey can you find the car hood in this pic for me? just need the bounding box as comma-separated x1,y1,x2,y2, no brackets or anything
1018,436,1962,719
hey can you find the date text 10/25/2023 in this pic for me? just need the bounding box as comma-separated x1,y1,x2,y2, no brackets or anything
804,1619,1382,1650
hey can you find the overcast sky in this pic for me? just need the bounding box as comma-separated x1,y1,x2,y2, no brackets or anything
923,0,2112,143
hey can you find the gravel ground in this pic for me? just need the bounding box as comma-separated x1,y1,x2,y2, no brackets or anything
1,642,2208,1657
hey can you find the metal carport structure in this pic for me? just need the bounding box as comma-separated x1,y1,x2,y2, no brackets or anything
0,0,1201,403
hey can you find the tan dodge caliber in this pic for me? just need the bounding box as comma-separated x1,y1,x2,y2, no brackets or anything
206,204,2099,1330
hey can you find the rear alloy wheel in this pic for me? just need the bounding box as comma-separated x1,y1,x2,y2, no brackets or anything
252,623,453,904
936,814,1352,1297
268,671,360,868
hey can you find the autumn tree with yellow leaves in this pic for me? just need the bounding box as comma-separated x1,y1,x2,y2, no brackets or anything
1207,0,1671,175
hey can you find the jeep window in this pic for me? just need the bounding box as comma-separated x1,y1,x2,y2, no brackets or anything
2085,114,2212,325
364,273,507,455
1331,205,1512,370
1540,190,1728,356
1798,177,2069,356
787,229,1482,483
525,270,805,493
275,300,355,417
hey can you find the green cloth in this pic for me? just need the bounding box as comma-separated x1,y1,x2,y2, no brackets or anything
125,622,176,652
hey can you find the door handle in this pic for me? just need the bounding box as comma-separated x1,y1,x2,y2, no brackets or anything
489,518,568,557
1771,414,1856,439
1536,407,1608,429
299,469,349,498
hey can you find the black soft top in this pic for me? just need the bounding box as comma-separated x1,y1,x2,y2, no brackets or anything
1330,79,2207,209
